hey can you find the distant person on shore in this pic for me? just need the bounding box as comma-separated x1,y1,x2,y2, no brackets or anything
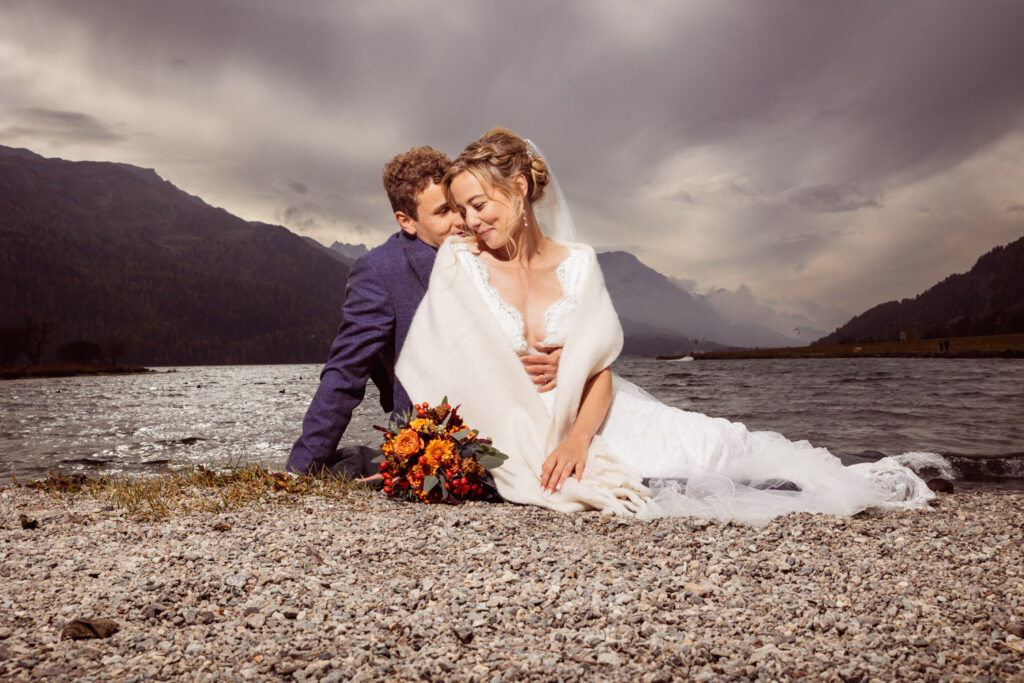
286,147,560,477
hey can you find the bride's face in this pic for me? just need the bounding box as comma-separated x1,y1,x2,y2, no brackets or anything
449,171,516,250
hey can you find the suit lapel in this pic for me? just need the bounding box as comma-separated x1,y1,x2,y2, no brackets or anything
402,234,437,291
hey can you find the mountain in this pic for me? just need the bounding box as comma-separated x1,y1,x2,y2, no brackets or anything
303,236,353,265
814,235,1024,345
597,251,796,354
330,241,369,262
0,145,350,365
0,144,806,366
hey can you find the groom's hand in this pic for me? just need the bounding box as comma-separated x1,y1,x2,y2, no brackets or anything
521,346,561,393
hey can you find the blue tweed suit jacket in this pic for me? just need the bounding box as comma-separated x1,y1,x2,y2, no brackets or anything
286,231,436,474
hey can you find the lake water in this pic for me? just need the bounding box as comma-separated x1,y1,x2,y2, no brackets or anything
2,358,1022,488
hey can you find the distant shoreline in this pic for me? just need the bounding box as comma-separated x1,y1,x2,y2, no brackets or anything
0,364,155,380
657,332,1024,360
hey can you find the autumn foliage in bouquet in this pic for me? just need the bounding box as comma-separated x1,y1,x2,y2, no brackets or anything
373,398,508,503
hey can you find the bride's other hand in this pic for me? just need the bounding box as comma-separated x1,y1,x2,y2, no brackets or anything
521,346,561,393
539,367,613,493
540,434,588,493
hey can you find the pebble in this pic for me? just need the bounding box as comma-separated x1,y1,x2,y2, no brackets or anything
1,487,1021,680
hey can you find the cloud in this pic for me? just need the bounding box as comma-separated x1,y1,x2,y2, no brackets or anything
1,1,1023,319
270,173,309,195
671,277,699,294
2,107,123,144
788,183,882,213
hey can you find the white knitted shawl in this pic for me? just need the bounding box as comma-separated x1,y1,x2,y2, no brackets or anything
396,237,649,515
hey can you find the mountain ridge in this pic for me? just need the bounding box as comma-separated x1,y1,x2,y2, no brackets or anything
814,235,1024,345
0,145,350,365
597,250,796,351
1,144,809,364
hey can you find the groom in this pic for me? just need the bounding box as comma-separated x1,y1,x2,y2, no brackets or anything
287,146,559,476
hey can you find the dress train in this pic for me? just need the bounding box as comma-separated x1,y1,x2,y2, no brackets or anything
592,376,945,525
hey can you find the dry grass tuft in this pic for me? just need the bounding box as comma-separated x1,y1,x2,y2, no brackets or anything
11,463,369,521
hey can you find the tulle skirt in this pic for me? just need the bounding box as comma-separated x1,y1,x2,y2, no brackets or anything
565,376,947,525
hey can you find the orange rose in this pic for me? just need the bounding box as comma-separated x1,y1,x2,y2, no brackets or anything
393,429,422,456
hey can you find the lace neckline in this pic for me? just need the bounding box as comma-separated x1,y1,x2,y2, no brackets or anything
455,243,586,354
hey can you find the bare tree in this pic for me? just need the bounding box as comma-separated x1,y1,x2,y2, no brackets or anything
20,313,51,366
103,333,131,366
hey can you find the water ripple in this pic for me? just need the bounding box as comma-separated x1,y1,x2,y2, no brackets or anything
1,359,1022,486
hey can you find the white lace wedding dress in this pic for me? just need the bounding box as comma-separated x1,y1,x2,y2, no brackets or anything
457,242,944,525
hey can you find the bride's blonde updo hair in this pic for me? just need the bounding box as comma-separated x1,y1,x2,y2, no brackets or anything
444,127,551,231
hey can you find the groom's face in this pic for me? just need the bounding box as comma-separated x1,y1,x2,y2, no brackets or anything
397,182,464,248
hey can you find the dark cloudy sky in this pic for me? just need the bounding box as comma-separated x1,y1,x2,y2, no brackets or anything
3,1,1024,333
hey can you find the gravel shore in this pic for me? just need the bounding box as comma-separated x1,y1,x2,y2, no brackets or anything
2,487,1021,681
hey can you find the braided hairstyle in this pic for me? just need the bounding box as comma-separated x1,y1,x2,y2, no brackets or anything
444,127,551,235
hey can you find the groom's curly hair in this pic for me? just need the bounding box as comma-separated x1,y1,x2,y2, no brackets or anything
382,146,452,220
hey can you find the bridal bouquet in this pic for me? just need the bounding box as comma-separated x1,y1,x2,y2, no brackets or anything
372,398,507,504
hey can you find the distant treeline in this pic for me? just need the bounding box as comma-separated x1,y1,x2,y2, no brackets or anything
814,236,1024,345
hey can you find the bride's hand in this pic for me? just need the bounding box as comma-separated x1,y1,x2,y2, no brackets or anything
521,346,561,393
540,434,587,493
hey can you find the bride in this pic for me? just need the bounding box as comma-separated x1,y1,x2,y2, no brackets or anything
395,127,942,524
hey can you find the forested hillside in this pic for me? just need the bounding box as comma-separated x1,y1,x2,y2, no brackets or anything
814,235,1024,345
0,146,350,365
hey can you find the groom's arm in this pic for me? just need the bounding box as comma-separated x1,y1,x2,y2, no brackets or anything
287,256,395,475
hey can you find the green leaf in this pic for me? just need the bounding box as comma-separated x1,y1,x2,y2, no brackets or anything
441,483,449,500
423,475,438,493
370,454,385,464
477,453,507,470
390,407,414,433
451,429,472,441
474,442,509,470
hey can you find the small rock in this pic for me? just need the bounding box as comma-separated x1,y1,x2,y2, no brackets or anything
212,522,231,532
225,572,248,588
19,514,39,530
683,582,713,596
597,652,623,666
61,618,119,640
275,661,301,675
927,478,954,493
684,591,705,605
453,626,474,644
